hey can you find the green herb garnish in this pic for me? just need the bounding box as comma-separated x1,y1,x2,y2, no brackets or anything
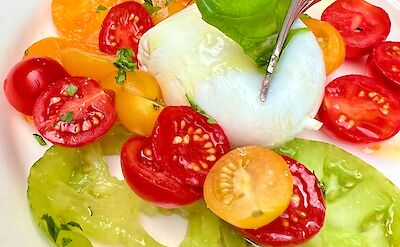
24,49,29,56
143,0,161,15
62,238,72,247
65,83,78,96
60,112,74,123
41,214,59,242
33,134,47,146
114,48,137,84
186,94,217,124
96,5,107,13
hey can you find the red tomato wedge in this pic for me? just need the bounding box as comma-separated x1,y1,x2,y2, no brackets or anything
151,106,230,187
318,75,400,143
4,57,69,115
99,1,153,57
241,156,326,246
367,41,400,89
33,77,116,147
321,0,391,59
121,136,202,208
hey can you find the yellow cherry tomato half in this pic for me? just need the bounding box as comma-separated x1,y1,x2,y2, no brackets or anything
113,71,164,136
204,146,293,229
60,48,116,81
152,0,194,24
301,16,346,75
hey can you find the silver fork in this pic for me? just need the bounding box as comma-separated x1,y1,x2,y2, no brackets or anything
259,0,317,102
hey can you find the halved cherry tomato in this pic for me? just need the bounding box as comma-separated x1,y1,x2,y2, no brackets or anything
241,156,326,246
99,2,153,57
367,42,400,89
33,77,116,147
151,0,194,24
318,75,400,143
203,146,293,229
301,16,345,75
4,57,69,115
121,136,202,208
321,0,391,59
151,106,230,187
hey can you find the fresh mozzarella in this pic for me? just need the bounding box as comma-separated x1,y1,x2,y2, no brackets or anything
138,5,325,147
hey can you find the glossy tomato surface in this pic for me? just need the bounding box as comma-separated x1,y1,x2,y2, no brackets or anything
321,0,391,59
151,106,230,187
99,1,153,57
121,136,202,208
241,156,326,246
33,77,116,147
319,75,400,143
4,56,69,115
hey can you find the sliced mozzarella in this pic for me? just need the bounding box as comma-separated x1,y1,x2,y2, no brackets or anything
138,5,325,147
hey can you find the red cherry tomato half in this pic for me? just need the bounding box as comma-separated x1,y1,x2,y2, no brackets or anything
151,106,230,187
367,42,400,90
318,75,400,143
241,156,326,246
4,56,69,115
99,1,153,57
33,77,116,147
321,0,391,59
121,136,202,208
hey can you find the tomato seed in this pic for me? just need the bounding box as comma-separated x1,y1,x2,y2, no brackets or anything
183,134,190,144
202,134,210,140
194,128,203,135
207,148,216,154
358,91,366,97
180,120,186,129
368,92,377,98
193,135,201,141
206,155,216,162
338,114,347,123
173,136,183,144
200,161,209,169
380,108,389,115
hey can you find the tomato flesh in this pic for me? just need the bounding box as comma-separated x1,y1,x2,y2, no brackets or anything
33,77,116,147
151,106,230,187
318,75,400,143
121,136,202,208
241,156,326,246
4,57,69,115
99,2,153,57
321,0,391,59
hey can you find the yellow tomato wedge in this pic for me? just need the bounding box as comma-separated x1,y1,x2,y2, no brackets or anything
204,146,293,229
152,0,195,24
301,16,346,75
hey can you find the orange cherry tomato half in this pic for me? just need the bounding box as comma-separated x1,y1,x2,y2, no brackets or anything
301,16,346,75
203,146,293,229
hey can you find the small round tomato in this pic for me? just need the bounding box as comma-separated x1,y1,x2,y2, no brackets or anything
301,16,345,75
318,75,400,143
33,77,116,147
99,2,153,57
241,156,326,246
4,57,69,115
321,0,391,59
203,146,293,229
367,42,400,89
151,106,230,187
151,0,192,24
121,136,202,208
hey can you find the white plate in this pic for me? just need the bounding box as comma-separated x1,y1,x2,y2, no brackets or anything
0,0,400,246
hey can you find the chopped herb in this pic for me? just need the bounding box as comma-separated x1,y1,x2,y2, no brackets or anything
24,49,29,56
143,0,161,15
62,238,72,247
41,214,59,242
88,206,93,216
186,94,218,124
113,48,137,85
60,112,74,123
33,134,47,146
60,224,71,231
153,104,160,111
165,0,173,5
65,83,78,96
67,221,83,231
96,5,107,13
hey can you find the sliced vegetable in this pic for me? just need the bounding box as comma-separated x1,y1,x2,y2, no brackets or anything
151,0,193,24
318,75,400,143
99,1,154,57
321,0,391,59
203,146,293,229
33,77,116,147
301,16,345,75
152,106,230,187
4,56,69,115
241,156,326,246
367,41,400,89
121,136,202,208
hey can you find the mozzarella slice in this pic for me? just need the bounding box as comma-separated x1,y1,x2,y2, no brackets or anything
138,5,326,147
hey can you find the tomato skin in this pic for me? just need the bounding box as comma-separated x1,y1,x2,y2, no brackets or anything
121,136,202,208
99,2,153,57
151,106,230,188
321,0,391,59
241,156,326,246
318,75,400,143
4,57,69,115
33,77,116,147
